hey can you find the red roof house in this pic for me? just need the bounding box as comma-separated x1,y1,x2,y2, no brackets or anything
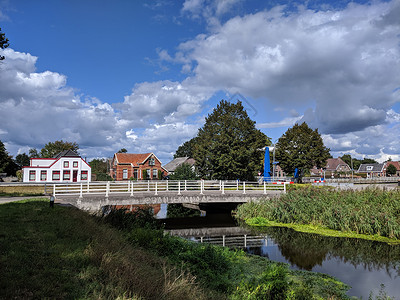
110,152,166,180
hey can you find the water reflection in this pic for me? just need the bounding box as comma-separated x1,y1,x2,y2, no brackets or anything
164,213,400,298
249,226,400,276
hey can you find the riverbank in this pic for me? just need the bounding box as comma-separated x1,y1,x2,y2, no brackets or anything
235,187,400,244
0,199,353,299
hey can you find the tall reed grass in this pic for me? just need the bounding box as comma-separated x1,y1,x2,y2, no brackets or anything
235,187,400,239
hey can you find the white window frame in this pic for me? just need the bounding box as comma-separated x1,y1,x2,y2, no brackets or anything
123,169,128,179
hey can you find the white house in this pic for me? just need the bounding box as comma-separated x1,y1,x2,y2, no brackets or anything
23,150,91,183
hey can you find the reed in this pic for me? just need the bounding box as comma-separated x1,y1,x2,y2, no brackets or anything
235,187,400,240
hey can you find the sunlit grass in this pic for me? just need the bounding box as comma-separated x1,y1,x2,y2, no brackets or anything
235,187,400,243
0,200,206,299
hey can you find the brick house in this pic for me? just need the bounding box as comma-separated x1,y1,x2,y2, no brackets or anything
383,161,400,176
310,158,351,177
23,149,91,183
357,163,385,177
110,152,167,180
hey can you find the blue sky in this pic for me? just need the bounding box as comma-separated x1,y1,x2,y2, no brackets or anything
0,0,399,164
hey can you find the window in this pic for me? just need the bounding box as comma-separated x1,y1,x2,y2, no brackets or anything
52,171,60,181
123,169,128,179
153,169,158,179
73,161,78,168
366,166,373,171
29,170,36,181
133,169,138,179
146,169,151,178
63,170,70,180
149,158,155,166
40,170,47,181
81,171,88,180
64,161,69,168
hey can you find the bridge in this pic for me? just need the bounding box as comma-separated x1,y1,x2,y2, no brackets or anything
53,180,289,212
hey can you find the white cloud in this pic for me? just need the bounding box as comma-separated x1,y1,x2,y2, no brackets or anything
175,0,400,136
0,49,130,153
257,116,302,129
115,79,213,125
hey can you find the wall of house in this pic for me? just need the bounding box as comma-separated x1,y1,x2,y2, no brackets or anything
114,157,165,181
23,157,91,183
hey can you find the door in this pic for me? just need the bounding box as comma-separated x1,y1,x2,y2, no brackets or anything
73,170,78,182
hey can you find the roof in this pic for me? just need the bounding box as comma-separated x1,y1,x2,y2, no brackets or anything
325,158,350,171
114,153,160,167
357,163,384,173
163,157,195,172
53,149,80,159
385,161,400,170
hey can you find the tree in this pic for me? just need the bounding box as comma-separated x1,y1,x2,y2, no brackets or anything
361,158,378,164
275,122,331,177
169,163,197,180
15,153,30,167
0,28,9,61
29,148,39,158
0,140,19,176
174,138,197,158
40,140,79,158
193,100,270,180
118,148,127,153
89,158,109,174
386,164,397,176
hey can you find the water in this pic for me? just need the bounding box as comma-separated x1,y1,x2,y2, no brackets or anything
162,209,400,299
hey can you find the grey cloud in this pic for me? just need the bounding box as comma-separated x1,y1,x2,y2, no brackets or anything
175,1,400,135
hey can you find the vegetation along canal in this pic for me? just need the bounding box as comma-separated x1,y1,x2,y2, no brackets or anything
159,204,400,299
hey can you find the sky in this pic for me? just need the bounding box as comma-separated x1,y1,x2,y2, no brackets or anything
0,0,399,164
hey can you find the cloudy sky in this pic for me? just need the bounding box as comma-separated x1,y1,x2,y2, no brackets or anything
0,0,399,164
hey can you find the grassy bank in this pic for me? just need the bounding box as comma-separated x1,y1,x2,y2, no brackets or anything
0,199,352,299
235,187,400,243
0,199,205,299
0,185,45,197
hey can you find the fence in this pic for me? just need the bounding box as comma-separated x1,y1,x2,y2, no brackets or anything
53,180,288,198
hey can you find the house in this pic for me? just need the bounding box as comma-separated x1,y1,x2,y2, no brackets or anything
163,157,196,175
357,163,385,177
110,152,166,180
310,158,351,177
383,161,400,177
23,150,91,183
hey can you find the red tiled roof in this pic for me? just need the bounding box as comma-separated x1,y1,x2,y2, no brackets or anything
115,153,152,166
385,161,400,170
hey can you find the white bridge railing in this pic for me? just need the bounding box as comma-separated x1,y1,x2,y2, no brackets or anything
53,180,289,198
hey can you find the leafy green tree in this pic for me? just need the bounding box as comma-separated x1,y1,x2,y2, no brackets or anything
40,140,79,158
0,27,9,61
340,154,361,171
15,153,30,167
193,100,270,180
0,140,19,175
386,164,397,176
275,122,331,177
89,158,109,174
361,158,378,164
89,158,111,181
174,138,198,158
29,148,39,158
169,163,197,180
118,148,127,153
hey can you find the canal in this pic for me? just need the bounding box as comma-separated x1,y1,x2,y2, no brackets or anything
158,204,400,299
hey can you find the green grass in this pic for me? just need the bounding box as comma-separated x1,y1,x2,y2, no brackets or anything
0,199,359,299
0,199,207,299
235,187,400,243
0,185,46,197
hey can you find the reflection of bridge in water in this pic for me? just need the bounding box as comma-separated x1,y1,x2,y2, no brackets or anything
166,226,269,248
